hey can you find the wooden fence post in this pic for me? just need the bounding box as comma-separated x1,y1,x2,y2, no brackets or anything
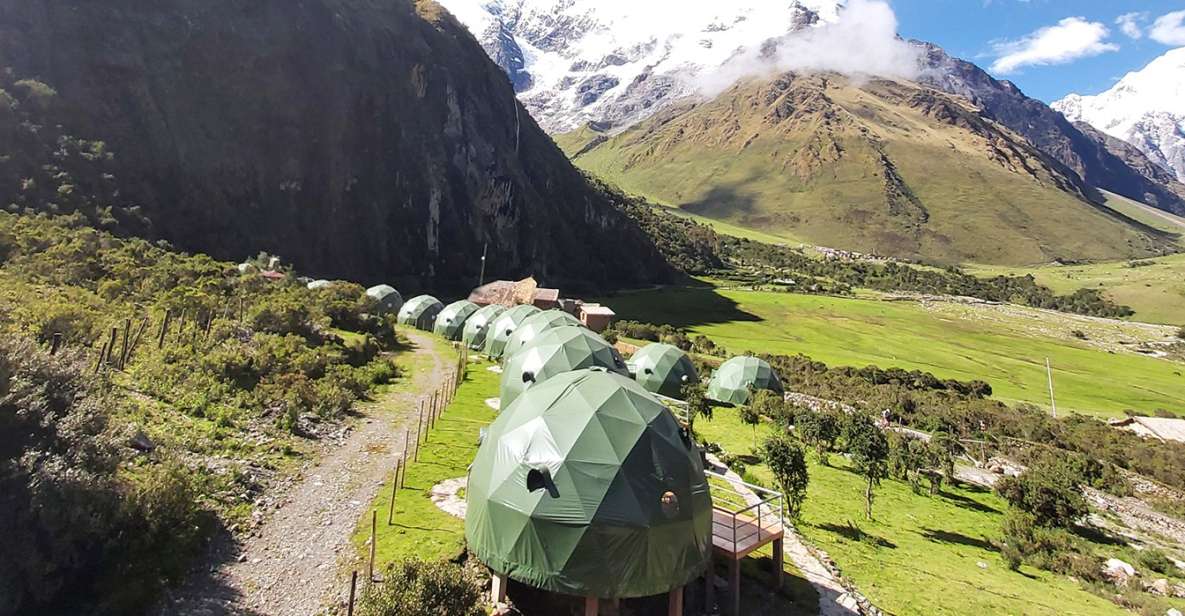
387,462,399,525
158,309,171,349
416,406,425,453
347,570,358,616
93,340,110,375
368,510,377,582
106,327,117,366
400,431,410,488
50,332,62,355
118,318,131,369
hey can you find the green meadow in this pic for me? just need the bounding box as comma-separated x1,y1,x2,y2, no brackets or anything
694,408,1176,616
605,285,1185,418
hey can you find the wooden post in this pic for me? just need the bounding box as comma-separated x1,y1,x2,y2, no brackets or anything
347,570,358,616
387,462,399,525
128,318,149,360
416,405,425,453
106,327,117,366
204,312,214,339
491,571,509,604
50,333,63,355
158,309,172,349
584,596,599,616
92,340,110,375
668,586,684,616
728,557,741,616
118,318,131,369
368,510,377,581
772,537,784,589
400,430,410,488
705,565,715,614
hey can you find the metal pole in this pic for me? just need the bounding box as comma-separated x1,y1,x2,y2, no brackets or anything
1045,358,1057,419
478,243,488,287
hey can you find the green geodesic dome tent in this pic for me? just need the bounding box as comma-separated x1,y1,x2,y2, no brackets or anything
628,343,699,399
397,295,444,331
485,305,542,360
500,326,629,408
462,304,506,351
502,310,581,362
365,284,403,316
466,368,713,599
434,300,480,340
706,356,784,406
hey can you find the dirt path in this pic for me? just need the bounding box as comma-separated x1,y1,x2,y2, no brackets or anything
158,330,448,616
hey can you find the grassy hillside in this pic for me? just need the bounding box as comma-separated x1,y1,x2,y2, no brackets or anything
557,74,1172,266
697,408,1181,615
0,213,402,614
966,253,1185,327
603,284,1185,418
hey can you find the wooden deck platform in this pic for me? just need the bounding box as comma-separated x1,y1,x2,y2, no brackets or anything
711,507,784,559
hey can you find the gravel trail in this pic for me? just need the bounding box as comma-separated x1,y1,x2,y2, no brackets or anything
159,330,448,616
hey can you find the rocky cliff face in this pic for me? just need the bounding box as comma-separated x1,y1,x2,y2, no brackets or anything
0,0,670,290
915,42,1185,216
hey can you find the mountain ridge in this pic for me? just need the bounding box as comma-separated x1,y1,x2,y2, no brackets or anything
0,0,672,291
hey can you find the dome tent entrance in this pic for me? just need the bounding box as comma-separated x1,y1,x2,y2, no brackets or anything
397,295,444,331
706,356,783,406
434,300,480,340
365,284,403,316
484,305,543,360
500,325,629,408
502,309,581,362
462,304,506,351
466,369,713,600
628,343,699,399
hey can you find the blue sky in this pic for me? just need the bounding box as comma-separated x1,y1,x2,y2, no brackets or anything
892,0,1185,102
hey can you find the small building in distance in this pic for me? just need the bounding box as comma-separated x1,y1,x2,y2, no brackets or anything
577,303,616,333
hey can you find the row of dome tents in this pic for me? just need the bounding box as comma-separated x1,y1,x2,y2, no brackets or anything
392,292,785,408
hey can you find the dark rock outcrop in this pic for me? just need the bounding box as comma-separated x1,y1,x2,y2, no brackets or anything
0,0,671,290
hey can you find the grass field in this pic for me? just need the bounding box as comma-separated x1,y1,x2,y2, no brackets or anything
353,357,498,565
967,253,1185,328
694,408,1181,615
604,285,1185,418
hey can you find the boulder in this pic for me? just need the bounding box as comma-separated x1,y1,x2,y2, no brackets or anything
1103,558,1136,583
1147,578,1170,596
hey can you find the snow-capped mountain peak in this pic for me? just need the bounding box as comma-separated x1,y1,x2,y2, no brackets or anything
438,0,843,132
1053,47,1185,182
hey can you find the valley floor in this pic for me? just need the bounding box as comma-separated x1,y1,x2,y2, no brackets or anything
603,282,1185,419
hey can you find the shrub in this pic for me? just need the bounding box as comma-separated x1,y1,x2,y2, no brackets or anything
995,455,1088,529
1136,548,1174,575
794,408,839,464
844,414,889,520
1177,327,1185,341
763,434,809,520
357,559,485,616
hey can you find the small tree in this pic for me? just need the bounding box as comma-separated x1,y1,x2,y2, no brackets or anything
764,434,809,521
994,458,1088,529
794,408,839,466
887,432,924,494
1177,327,1185,340
744,389,780,450
845,414,889,520
681,382,712,429
926,429,957,496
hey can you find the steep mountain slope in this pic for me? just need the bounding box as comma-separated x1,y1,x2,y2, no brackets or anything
916,43,1185,217
557,74,1172,265
0,0,670,290
437,0,839,133
1053,47,1185,185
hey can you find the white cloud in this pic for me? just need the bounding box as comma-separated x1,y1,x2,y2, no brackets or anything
1115,12,1147,40
698,0,922,97
989,17,1119,75
1149,10,1185,46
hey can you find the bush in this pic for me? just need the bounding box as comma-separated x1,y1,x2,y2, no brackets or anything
357,559,485,616
1136,548,1174,575
1177,327,1185,341
763,434,809,520
995,453,1088,529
